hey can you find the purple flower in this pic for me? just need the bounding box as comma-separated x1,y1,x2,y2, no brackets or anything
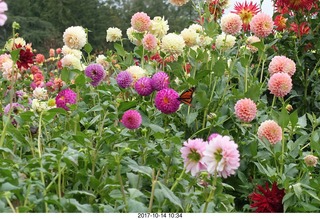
121,109,142,129
4,103,25,115
154,88,180,114
134,77,154,96
116,71,133,88
55,88,77,111
151,71,170,91
85,63,106,87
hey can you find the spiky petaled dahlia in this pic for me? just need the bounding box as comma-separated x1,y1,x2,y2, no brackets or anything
290,22,310,38
207,0,229,21
250,13,273,38
169,0,190,6
268,56,296,77
234,98,257,122
274,15,287,31
249,182,285,212
131,12,151,32
160,33,185,56
257,120,282,145
232,1,260,31
220,13,243,35
63,26,87,50
150,16,169,38
16,44,34,70
275,0,316,12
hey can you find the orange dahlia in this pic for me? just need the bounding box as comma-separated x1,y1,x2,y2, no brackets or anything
232,1,260,31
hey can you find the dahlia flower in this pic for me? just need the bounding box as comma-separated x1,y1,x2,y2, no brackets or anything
208,133,221,141
60,54,82,70
3,103,25,115
304,155,318,167
257,120,282,145
126,66,147,83
215,33,236,50
126,27,141,45
220,13,243,35
134,77,154,96
250,13,273,38
63,26,87,50
84,63,106,87
180,138,207,176
61,45,82,59
274,15,287,32
151,71,170,91
203,135,240,178
33,87,48,100
106,27,122,42
116,71,133,88
268,56,296,77
232,1,260,31
121,109,142,129
16,44,34,70
234,98,257,122
268,73,292,97
161,33,185,56
150,16,169,38
55,88,77,111
246,35,260,53
154,88,180,114
131,12,151,32
142,33,158,51
0,1,8,26
169,0,190,6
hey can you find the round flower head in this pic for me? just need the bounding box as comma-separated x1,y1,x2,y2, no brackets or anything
180,28,198,47
250,13,273,38
202,135,240,178
150,16,169,38
116,71,133,88
0,1,8,26
208,133,221,141
4,103,25,115
215,33,236,50
131,12,151,32
106,27,122,42
60,54,82,70
234,98,257,122
268,73,292,97
61,45,82,59
304,155,318,167
33,87,48,100
134,77,154,96
85,63,106,87
35,54,45,64
151,71,170,91
169,0,190,6
55,88,77,111
121,109,142,129
268,56,296,77
126,65,147,83
154,88,180,114
180,138,207,176
126,27,141,45
257,120,282,145
63,26,87,50
161,33,185,56
221,13,243,35
142,33,158,51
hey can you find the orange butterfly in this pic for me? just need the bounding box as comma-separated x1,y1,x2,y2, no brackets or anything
178,87,196,106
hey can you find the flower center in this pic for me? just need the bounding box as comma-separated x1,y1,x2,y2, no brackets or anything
187,148,201,162
214,148,223,162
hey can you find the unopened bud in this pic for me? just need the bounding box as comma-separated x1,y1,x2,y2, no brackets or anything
304,155,318,167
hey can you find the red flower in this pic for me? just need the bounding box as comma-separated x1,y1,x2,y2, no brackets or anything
232,1,260,31
16,44,34,70
249,182,285,212
274,15,287,31
290,22,310,37
275,0,316,12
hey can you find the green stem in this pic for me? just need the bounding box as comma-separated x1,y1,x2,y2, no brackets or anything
149,169,160,213
117,162,127,212
203,170,218,213
5,194,16,213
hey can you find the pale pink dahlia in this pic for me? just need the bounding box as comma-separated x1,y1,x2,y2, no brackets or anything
208,133,221,141
250,13,273,38
180,138,207,176
203,135,240,178
0,1,8,26
121,109,142,129
268,56,296,77
304,155,318,167
131,12,151,32
234,98,257,122
142,33,158,51
257,120,282,145
221,13,243,35
268,73,292,97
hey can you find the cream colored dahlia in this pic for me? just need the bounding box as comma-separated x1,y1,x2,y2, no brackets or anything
63,26,87,50
126,66,147,83
150,16,169,38
106,27,122,42
126,27,141,45
169,0,190,6
61,45,82,59
161,33,185,56
60,54,82,70
180,28,198,47
215,33,236,50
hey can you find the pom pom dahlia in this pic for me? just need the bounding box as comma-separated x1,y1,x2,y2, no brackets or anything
203,135,240,178
268,56,296,77
106,27,122,42
169,0,190,6
55,88,77,111
215,33,236,50
84,63,106,87
121,109,142,129
234,98,257,122
63,26,87,50
220,13,243,35
180,138,207,176
161,33,185,56
134,77,154,96
257,120,282,145
250,13,273,38
131,12,151,32
142,33,158,51
268,73,292,97
154,88,180,114
304,155,318,167
151,71,170,91
116,71,133,88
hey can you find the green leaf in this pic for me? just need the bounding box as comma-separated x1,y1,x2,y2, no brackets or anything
127,199,148,213
157,181,183,210
68,199,93,212
128,188,145,199
65,190,96,198
186,112,198,127
10,49,20,62
212,58,226,77
0,182,19,191
303,189,320,202
148,124,165,133
75,73,86,86
114,43,126,57
298,114,307,128
292,183,302,199
118,101,138,113
83,43,93,54
61,67,70,82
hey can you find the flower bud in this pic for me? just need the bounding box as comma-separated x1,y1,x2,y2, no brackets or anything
304,155,318,167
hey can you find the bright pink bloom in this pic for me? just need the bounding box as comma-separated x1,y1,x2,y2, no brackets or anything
268,73,292,97
221,13,243,35
121,109,142,129
151,71,170,91
131,12,151,32
268,55,296,77
234,98,257,122
250,13,273,38
203,135,240,178
257,120,282,145
35,54,45,64
180,138,207,176
55,88,77,111
142,33,157,51
154,88,180,114
134,77,154,96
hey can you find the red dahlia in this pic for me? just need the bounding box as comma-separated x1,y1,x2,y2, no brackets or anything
16,44,34,70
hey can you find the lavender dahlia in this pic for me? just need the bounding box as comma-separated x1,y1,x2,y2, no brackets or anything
85,63,106,87
121,109,142,129
151,71,170,91
154,88,180,114
116,71,133,88
134,77,154,96
55,88,77,111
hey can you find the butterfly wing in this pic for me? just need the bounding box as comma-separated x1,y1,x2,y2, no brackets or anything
178,87,195,106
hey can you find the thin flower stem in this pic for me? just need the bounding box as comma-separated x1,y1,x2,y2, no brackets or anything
149,169,160,213
117,161,127,212
5,194,16,213
203,170,218,213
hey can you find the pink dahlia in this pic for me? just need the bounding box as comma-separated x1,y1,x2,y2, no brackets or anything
202,135,240,178
55,88,77,111
180,138,207,176
257,120,282,145
232,1,260,31
0,1,8,26
131,12,151,32
151,71,170,91
220,13,243,35
116,71,133,88
142,33,158,51
250,13,273,38
304,154,318,167
268,56,296,77
268,73,292,97
208,133,221,141
121,109,142,129
154,88,180,114
35,54,45,64
234,98,257,122
134,77,154,96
